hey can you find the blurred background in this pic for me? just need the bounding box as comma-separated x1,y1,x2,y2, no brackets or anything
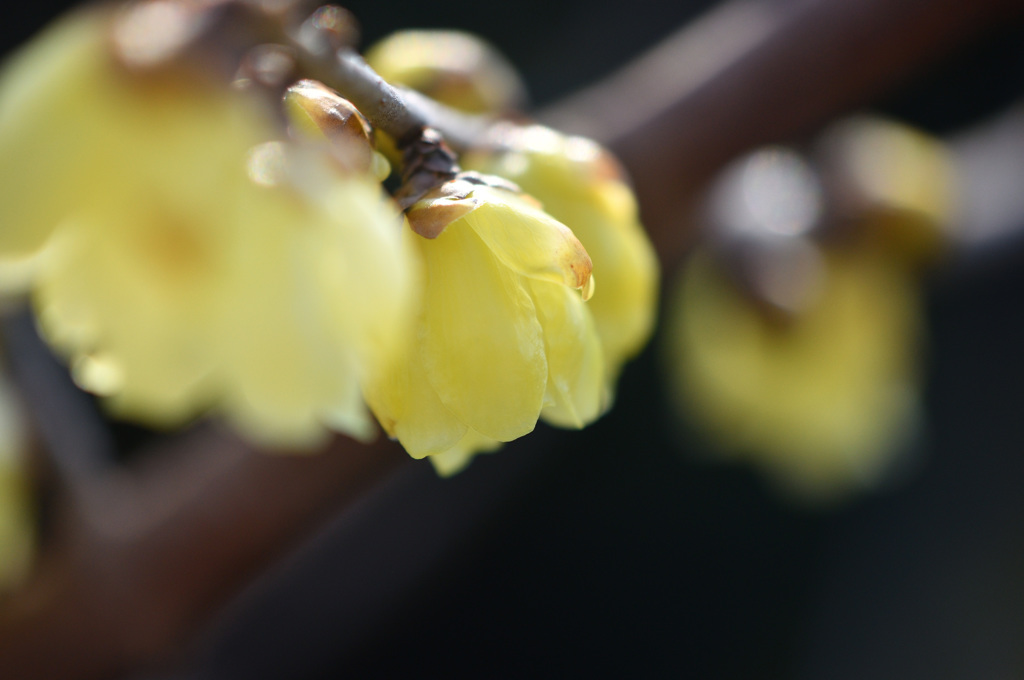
5,0,1024,678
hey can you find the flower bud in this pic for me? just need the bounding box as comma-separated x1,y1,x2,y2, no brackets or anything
283,79,390,179
365,30,527,114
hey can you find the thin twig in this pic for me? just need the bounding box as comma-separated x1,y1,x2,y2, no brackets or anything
395,86,495,151
325,50,426,146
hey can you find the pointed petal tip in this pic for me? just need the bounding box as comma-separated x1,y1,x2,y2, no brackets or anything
567,247,593,292
581,273,595,301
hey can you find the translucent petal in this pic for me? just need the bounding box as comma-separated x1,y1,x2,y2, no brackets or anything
463,140,658,385
365,30,527,114
363,337,468,459
464,187,592,292
565,182,659,374
505,169,657,378
429,430,504,476
0,9,270,261
529,279,605,429
419,220,547,442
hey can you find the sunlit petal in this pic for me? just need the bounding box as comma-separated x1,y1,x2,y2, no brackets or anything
429,430,504,476
529,279,605,429
364,338,469,458
464,186,593,292
420,221,547,441
462,128,658,389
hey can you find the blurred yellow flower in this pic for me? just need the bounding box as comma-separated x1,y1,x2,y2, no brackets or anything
364,183,601,468
818,116,957,268
464,124,660,397
664,247,923,502
0,9,416,447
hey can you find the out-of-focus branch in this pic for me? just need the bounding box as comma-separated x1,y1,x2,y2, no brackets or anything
0,416,407,679
542,0,1017,272
949,104,1024,257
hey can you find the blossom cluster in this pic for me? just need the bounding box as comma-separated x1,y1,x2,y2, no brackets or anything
0,2,658,472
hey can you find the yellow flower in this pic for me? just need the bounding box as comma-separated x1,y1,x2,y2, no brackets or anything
464,124,660,395
364,180,601,467
0,9,416,447
663,247,923,503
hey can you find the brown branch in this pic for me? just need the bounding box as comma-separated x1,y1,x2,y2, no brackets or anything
0,426,408,679
286,26,472,204
285,11,431,148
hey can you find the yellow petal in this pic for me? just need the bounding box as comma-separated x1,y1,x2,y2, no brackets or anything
462,136,659,382
33,212,220,427
463,187,593,292
213,213,352,449
364,336,468,458
419,219,547,442
1,7,418,448
529,278,605,429
312,182,418,379
212,175,408,448
563,182,659,375
429,430,504,476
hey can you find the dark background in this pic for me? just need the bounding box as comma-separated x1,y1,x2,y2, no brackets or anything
6,1,1024,677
